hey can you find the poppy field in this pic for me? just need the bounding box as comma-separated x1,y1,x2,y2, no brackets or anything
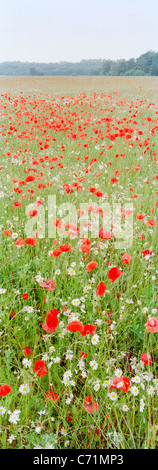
0,76,158,450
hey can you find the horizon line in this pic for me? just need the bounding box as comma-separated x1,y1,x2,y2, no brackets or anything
0,50,158,65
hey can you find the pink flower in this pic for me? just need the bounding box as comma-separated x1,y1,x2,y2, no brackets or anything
99,229,113,240
145,317,158,333
122,253,132,265
39,279,56,291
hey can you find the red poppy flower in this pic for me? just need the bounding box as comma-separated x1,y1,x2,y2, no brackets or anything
60,244,71,252
66,320,84,333
80,324,96,336
141,353,152,365
42,311,59,333
10,311,16,318
25,175,36,183
14,188,22,194
48,308,60,316
122,253,132,265
14,237,24,246
109,376,130,393
23,347,32,356
24,238,36,246
95,190,104,197
18,180,26,187
53,219,65,230
14,201,21,208
36,200,43,206
2,230,12,237
141,249,153,259
96,282,106,295
145,219,155,227
0,384,11,396
111,177,118,184
50,249,62,257
37,366,48,377
80,245,90,255
86,261,98,272
99,229,113,239
45,391,60,402
34,360,47,377
34,360,45,371
68,413,73,421
88,187,96,193
22,293,28,300
37,183,47,189
63,183,71,192
79,352,88,359
28,209,38,217
108,267,123,282
82,238,91,246
83,396,98,414
136,214,144,220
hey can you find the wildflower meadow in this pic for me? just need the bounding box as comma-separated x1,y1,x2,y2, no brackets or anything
0,76,158,450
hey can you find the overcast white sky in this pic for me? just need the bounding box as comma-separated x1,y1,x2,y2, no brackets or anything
0,0,158,62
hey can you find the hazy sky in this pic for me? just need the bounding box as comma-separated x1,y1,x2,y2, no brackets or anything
0,0,158,62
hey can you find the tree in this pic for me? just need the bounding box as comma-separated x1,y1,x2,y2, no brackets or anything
136,51,156,75
0,52,158,76
101,60,113,75
29,66,43,76
150,52,158,75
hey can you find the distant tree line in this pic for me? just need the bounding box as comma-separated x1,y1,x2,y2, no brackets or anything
0,51,158,76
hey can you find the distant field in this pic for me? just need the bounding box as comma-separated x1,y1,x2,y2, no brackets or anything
0,76,158,450
1,75,158,97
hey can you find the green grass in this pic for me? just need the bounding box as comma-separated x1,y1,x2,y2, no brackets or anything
0,76,157,449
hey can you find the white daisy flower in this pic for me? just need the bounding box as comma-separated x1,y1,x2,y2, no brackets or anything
108,391,118,401
0,406,6,416
140,399,145,412
90,359,98,370
114,369,122,378
19,383,30,395
122,404,129,412
94,382,100,392
130,386,139,396
91,334,100,345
